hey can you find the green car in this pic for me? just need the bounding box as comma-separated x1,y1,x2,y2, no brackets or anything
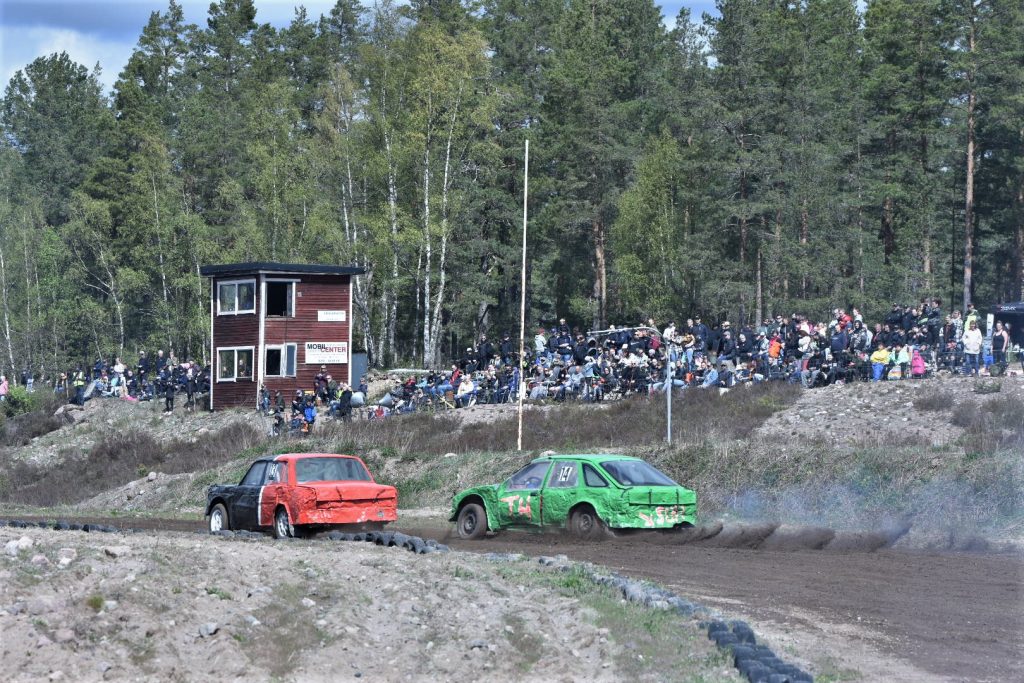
450,454,697,540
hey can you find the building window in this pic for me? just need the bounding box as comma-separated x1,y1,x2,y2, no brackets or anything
217,347,254,382
265,281,295,317
217,280,256,315
264,344,297,377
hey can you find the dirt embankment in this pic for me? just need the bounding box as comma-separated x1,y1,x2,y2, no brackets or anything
0,526,732,683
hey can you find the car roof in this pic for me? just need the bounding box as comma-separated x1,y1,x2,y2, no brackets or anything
530,454,640,464
259,453,361,462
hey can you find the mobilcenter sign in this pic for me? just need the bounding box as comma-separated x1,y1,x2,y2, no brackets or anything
305,341,348,364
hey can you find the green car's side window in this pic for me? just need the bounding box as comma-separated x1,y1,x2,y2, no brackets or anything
582,464,608,488
547,461,578,488
506,462,551,490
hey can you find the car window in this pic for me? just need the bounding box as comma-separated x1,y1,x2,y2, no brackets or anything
265,461,285,484
295,457,372,484
240,462,267,486
547,461,578,488
599,460,677,487
505,461,551,490
582,464,608,488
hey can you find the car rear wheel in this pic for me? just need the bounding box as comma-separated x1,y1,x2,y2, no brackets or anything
456,503,487,540
208,503,228,533
273,507,295,539
570,505,605,540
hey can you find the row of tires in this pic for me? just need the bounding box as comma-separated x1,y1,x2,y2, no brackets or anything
549,561,814,683
1,519,126,533
705,620,814,683
208,526,450,555
0,518,451,557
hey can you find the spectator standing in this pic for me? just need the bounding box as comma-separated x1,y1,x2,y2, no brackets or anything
0,375,8,402
962,320,983,376
163,372,175,414
965,303,980,329
72,366,87,405
991,321,1009,366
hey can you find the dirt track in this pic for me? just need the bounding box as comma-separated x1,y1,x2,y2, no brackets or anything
394,523,1024,683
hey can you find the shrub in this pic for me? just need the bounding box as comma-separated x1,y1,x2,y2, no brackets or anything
913,390,951,412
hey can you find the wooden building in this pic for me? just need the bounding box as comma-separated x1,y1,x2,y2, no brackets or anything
199,262,364,411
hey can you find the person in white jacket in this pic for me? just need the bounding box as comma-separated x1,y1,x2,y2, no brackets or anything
961,320,983,376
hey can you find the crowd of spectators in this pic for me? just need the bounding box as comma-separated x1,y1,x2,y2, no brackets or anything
28,350,211,414
1,301,1016,424
258,369,370,435
367,301,1020,417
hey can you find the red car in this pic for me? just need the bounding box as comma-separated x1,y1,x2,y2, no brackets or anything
205,453,398,538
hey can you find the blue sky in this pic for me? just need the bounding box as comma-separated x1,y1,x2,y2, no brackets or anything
1,0,719,94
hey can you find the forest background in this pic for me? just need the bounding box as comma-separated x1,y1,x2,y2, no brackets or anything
0,0,1021,375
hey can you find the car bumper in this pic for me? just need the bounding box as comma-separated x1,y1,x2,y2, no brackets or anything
606,504,696,529
295,503,398,526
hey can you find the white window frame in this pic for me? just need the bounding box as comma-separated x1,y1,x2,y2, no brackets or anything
217,279,257,316
264,278,298,318
216,346,255,383
264,343,297,378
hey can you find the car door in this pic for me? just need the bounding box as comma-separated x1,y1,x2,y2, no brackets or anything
495,461,551,529
541,460,581,527
232,461,267,530
259,459,288,528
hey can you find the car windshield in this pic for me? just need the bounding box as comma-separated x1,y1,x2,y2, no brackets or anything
600,460,677,487
295,457,371,484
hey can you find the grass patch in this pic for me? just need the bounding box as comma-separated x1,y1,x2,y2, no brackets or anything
205,586,233,600
86,594,104,612
540,566,729,682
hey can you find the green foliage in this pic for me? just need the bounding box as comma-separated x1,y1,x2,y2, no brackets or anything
0,0,1020,373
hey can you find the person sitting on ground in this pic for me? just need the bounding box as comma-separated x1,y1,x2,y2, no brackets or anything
455,373,476,408
303,397,317,432
870,341,890,382
911,348,927,378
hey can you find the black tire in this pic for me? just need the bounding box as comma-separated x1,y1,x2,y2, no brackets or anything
456,503,487,540
273,507,295,539
569,505,604,540
208,503,229,533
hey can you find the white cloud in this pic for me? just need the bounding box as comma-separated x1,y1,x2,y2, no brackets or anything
2,25,135,95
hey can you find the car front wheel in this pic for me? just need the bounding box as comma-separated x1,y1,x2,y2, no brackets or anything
273,507,295,539
456,503,488,540
208,503,228,533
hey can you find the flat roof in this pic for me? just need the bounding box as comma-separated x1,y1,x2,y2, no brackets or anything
200,262,365,278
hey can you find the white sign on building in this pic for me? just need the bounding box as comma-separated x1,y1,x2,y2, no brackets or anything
305,341,349,364
317,310,347,322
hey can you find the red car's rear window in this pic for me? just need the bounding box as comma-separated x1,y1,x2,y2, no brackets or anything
295,457,371,484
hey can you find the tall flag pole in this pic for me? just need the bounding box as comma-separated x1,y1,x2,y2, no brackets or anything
517,139,529,452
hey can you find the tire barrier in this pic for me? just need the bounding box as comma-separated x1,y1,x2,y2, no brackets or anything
0,519,450,556
0,519,120,533
701,620,814,682
503,554,814,683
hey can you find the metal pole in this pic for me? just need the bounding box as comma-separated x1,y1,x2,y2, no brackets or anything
517,140,529,452
666,351,672,444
